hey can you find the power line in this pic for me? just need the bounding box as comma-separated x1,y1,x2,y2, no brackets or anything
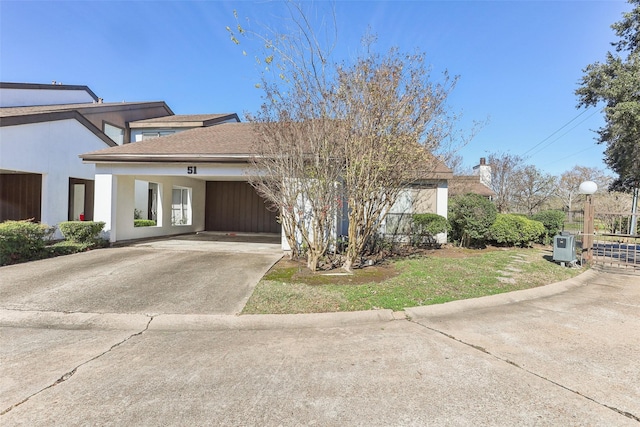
524,108,602,159
539,144,603,168
521,107,594,157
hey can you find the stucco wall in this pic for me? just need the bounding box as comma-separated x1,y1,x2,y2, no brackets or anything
0,119,111,232
94,173,206,242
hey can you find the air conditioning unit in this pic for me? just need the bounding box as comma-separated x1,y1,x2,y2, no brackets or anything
553,232,576,264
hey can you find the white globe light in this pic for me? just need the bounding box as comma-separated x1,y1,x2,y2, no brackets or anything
579,181,598,195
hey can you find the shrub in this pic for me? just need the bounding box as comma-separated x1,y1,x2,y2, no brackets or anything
489,214,545,247
47,240,91,256
134,219,156,227
411,213,450,247
448,194,497,247
531,210,565,242
58,221,105,244
0,220,53,266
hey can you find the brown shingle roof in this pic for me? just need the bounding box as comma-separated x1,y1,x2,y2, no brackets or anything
129,113,239,128
81,122,257,162
81,122,453,181
449,176,495,197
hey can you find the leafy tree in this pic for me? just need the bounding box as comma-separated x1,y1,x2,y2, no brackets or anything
576,0,640,192
448,193,497,247
487,152,524,213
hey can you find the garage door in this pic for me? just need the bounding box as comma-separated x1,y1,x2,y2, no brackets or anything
205,181,281,233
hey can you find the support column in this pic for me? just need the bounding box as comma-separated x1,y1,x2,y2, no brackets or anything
94,173,118,242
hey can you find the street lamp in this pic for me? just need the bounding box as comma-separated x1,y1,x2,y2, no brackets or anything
579,181,597,264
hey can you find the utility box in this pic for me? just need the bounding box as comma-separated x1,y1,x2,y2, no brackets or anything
553,232,576,264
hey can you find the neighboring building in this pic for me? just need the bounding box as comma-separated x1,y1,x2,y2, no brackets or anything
0,82,173,234
449,157,495,199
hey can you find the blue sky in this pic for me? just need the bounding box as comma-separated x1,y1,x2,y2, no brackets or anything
0,0,630,177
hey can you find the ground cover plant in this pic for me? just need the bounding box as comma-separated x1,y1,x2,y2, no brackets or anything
243,246,584,314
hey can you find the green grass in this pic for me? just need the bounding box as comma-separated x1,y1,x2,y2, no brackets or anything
242,247,584,314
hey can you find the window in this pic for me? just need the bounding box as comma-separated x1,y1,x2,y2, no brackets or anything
172,187,191,226
104,122,124,145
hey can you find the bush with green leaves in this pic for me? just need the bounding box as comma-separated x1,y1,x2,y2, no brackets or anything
489,214,545,247
58,221,105,244
448,194,497,247
411,213,450,247
531,210,565,242
134,219,157,227
0,220,54,266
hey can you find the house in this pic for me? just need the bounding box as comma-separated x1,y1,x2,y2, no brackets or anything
448,157,495,199
81,122,452,248
2,82,452,250
0,82,173,235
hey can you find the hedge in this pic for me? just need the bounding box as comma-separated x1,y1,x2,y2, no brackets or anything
0,220,53,266
531,210,565,242
134,219,157,227
448,193,497,247
489,214,545,247
58,221,105,244
411,213,450,247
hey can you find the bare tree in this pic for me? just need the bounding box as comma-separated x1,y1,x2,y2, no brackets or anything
512,165,557,215
231,3,467,271
594,191,633,234
335,48,459,271
232,2,342,271
556,165,611,220
487,153,524,213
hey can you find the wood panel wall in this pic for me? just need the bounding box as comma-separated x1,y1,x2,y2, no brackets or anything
205,181,280,233
0,173,42,222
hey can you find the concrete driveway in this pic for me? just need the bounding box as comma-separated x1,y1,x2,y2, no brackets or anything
1,244,639,425
0,233,283,316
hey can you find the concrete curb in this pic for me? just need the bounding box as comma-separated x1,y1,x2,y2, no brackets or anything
404,268,600,320
0,270,606,331
0,309,150,330
149,310,397,331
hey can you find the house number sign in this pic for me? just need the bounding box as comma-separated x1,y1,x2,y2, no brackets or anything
187,166,197,175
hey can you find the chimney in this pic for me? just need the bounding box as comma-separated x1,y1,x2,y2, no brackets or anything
473,157,492,188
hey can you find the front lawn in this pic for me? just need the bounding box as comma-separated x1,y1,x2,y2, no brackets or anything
242,246,584,314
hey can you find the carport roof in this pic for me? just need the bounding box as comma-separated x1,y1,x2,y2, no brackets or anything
81,122,258,162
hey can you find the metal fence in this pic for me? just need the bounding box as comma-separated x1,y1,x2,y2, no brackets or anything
565,209,640,272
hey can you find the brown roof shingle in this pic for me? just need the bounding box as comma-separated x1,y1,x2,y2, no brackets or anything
81,122,258,162
129,113,239,128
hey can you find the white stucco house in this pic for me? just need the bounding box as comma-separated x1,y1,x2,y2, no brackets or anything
0,82,173,234
1,82,452,249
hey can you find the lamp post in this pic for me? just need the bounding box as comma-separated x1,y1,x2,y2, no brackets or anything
579,181,598,264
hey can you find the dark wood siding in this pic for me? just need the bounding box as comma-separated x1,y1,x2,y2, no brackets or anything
0,173,42,222
205,181,280,233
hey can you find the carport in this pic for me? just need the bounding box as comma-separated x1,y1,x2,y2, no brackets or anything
80,123,284,247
